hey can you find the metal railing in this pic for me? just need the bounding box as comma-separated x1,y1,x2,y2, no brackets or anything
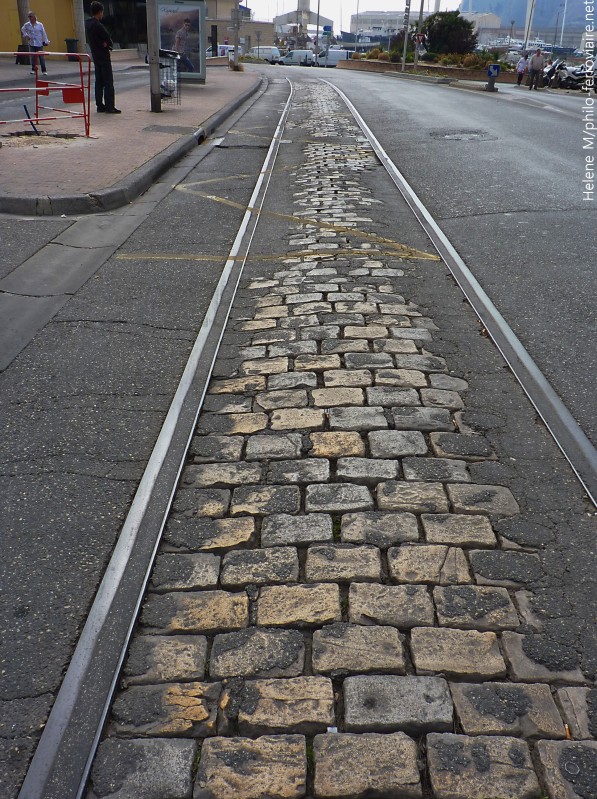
0,52,91,137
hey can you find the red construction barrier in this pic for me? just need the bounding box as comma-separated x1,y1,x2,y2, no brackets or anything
0,52,91,137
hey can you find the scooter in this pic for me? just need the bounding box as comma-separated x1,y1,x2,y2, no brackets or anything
545,59,587,89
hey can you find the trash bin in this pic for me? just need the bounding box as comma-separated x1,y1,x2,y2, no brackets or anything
64,38,79,62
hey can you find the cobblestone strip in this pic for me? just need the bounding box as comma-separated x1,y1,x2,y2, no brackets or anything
89,83,596,799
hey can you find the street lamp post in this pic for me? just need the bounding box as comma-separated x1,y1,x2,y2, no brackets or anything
315,0,320,57
559,0,568,46
509,20,515,44
355,0,360,53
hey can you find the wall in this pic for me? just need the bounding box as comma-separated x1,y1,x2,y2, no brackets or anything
1,0,75,56
337,57,518,83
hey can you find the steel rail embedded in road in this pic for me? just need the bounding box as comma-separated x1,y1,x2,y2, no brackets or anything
326,79,597,508
17,80,295,799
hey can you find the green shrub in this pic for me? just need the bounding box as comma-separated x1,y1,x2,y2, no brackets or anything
389,50,402,63
420,51,438,62
366,48,381,59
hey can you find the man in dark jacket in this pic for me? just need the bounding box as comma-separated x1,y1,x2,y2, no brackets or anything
85,1,121,113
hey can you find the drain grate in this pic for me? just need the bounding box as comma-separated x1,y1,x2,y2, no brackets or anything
430,129,495,142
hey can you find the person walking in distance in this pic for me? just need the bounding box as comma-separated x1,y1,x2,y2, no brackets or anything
85,1,121,113
528,48,545,90
516,53,528,86
174,18,195,71
21,12,50,76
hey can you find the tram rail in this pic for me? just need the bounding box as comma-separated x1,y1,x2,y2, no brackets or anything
17,72,597,799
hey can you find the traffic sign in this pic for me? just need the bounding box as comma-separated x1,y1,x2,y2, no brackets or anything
323,25,332,32
487,63,501,77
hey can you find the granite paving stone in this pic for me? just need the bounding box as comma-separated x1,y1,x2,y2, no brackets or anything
343,675,453,733
230,485,301,516
421,389,464,410
349,583,435,628
267,459,330,484
220,677,336,736
202,395,254,414
422,514,497,547
256,583,341,627
196,412,268,436
245,433,303,461
220,548,299,588
429,432,495,461
535,740,597,799
111,682,221,737
321,339,369,354
450,682,566,739
501,632,587,685
402,457,470,483
311,388,365,407
269,342,318,357
309,432,366,458
195,735,306,799
313,732,422,799
312,623,405,675
556,687,597,740
123,635,208,685
344,352,394,370
294,354,341,371
305,545,381,583
172,489,230,519
365,386,420,407
209,629,305,679
433,585,520,631
429,375,468,392
255,390,309,410
373,339,418,354
388,544,470,585
261,514,334,546
149,553,220,592
140,591,249,634
208,376,267,394
469,550,543,587
427,733,541,799
336,457,399,484
190,435,244,463
268,372,318,390
375,368,428,387
327,406,388,432
164,517,255,551
305,484,373,513
270,408,326,430
368,429,428,458
392,407,454,431
181,462,262,488
394,354,447,372
340,510,419,547
378,481,449,514
322,369,372,387
411,627,507,679
90,738,196,799
447,484,520,517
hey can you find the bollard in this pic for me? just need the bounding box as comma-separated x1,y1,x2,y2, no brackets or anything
485,63,500,92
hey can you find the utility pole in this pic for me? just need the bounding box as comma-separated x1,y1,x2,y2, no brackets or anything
231,4,241,68
401,0,412,72
315,0,321,57
146,0,161,112
559,0,568,46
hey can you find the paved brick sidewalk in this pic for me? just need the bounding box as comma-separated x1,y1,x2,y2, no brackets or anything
84,81,597,799
0,56,260,210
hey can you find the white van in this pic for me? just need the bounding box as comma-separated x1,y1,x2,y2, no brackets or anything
248,46,281,64
315,49,352,67
279,49,314,66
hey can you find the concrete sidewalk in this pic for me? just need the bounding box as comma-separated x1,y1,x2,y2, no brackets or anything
0,54,262,215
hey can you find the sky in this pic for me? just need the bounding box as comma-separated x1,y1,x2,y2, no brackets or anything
246,0,461,33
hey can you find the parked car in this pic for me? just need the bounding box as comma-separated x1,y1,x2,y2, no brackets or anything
315,49,352,67
248,46,281,64
279,49,314,66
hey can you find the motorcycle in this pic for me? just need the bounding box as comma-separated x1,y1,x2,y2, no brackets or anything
544,58,588,89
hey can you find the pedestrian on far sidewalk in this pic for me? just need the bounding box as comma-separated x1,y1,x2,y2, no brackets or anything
516,53,528,86
21,11,50,76
528,48,545,90
85,1,121,114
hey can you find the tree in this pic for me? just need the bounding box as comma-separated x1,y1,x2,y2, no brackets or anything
422,11,477,55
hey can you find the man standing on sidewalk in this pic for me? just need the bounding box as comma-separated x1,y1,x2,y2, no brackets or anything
21,12,50,76
528,48,545,90
85,1,121,114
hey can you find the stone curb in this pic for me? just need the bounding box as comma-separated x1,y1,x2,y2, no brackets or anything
0,75,264,216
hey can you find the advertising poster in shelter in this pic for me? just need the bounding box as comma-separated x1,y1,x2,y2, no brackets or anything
159,4,201,74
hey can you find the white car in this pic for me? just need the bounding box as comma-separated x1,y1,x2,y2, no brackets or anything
279,49,314,66
248,46,281,64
